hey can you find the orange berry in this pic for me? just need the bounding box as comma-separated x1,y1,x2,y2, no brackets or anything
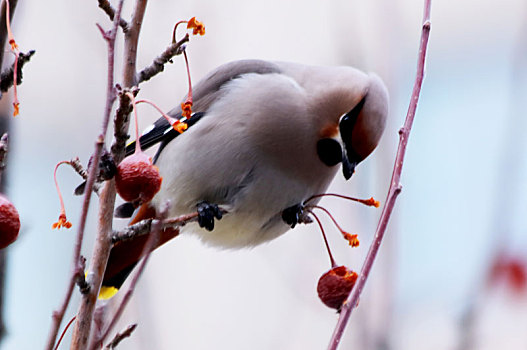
317,266,358,310
0,194,20,249
115,152,162,204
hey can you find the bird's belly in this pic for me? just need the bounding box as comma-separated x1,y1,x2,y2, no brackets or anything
178,167,334,248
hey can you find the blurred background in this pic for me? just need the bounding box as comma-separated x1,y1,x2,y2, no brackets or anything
1,0,527,349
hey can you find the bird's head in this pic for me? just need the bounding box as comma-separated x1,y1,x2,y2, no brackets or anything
315,71,389,179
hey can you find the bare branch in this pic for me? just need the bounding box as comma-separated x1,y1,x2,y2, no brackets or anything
327,1,432,349
0,50,35,93
136,34,189,84
110,87,134,161
91,203,169,349
70,157,103,196
112,211,200,243
105,324,137,349
46,2,125,350
97,0,129,33
70,1,148,349
0,133,8,181
75,256,90,295
69,157,88,181
121,0,148,90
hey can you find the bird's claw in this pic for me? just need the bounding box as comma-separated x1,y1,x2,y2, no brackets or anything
282,203,311,228
197,201,223,231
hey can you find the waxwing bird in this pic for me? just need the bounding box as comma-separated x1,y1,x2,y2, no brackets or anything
102,59,389,294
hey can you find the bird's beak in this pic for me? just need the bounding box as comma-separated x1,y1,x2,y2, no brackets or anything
341,154,357,180
339,97,366,180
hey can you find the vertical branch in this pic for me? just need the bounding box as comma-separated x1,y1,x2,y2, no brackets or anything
122,0,147,90
0,130,8,346
327,1,432,349
0,0,17,345
45,1,124,349
69,1,148,349
59,1,123,350
0,133,7,195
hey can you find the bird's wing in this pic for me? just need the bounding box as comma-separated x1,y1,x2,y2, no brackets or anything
125,60,282,159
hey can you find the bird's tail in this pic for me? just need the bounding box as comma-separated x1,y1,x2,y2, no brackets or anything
99,203,179,299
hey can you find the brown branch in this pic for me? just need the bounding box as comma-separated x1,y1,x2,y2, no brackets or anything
70,157,103,195
136,33,189,84
111,208,228,243
91,203,169,349
46,2,125,350
121,0,148,91
105,324,137,349
69,157,88,181
75,256,90,295
0,133,8,182
110,87,135,161
0,130,8,343
69,1,148,349
97,0,128,33
0,50,35,93
327,1,432,349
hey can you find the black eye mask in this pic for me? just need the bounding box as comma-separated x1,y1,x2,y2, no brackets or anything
317,138,343,167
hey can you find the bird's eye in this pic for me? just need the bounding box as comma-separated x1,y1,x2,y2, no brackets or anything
317,138,342,166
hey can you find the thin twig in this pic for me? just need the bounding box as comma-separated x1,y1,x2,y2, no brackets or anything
91,203,169,349
69,1,148,349
0,50,35,93
97,0,128,33
54,316,77,350
121,0,148,91
0,2,16,344
69,157,102,195
327,1,432,349
136,33,189,84
47,2,125,350
111,210,227,243
0,130,8,343
75,256,90,295
105,324,137,349
69,157,88,181
0,133,8,181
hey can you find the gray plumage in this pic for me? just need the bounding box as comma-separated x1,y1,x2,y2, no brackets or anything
150,59,389,248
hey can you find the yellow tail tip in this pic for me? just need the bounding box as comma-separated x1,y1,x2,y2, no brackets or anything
99,286,119,300
85,271,120,299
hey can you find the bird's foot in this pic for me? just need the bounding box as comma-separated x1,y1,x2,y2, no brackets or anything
196,201,223,231
282,203,312,228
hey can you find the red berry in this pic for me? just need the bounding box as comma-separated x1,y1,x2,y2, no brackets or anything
317,266,358,310
115,152,162,204
0,194,20,249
